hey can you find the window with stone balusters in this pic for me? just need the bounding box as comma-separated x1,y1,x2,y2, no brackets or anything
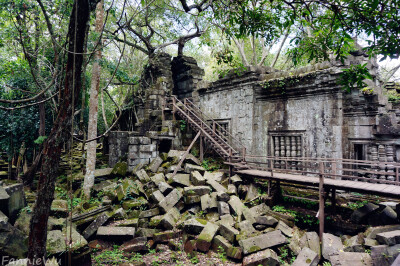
271,135,302,169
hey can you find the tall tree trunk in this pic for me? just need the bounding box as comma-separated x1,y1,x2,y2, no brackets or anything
232,37,249,66
39,100,46,136
271,28,290,68
83,0,104,198
27,0,96,264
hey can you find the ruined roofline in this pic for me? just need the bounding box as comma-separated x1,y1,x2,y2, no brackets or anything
200,54,379,94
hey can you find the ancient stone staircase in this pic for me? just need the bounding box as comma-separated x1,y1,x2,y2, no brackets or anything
166,96,248,169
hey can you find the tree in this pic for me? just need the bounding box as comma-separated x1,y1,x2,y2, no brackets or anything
27,0,98,264
83,0,104,198
109,0,211,57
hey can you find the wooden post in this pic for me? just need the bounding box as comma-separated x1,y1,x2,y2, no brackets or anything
172,131,201,177
213,122,216,133
200,135,204,162
332,161,337,179
242,147,246,162
396,166,399,183
318,161,325,246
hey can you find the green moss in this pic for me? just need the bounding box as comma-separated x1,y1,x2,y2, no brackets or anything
197,233,212,242
196,218,208,225
248,245,261,253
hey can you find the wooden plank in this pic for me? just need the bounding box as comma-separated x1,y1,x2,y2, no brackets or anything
237,169,400,197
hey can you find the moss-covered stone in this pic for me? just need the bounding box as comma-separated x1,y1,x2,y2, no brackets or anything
111,162,128,176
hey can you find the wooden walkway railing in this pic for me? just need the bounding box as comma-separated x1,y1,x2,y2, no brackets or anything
240,155,400,186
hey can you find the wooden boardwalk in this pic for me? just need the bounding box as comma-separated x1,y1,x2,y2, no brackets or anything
237,169,400,197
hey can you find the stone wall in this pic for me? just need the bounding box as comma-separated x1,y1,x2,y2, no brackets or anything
172,55,205,100
108,131,161,170
198,55,400,164
198,71,259,150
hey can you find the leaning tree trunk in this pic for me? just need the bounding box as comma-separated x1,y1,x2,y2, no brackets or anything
83,0,104,198
27,0,96,265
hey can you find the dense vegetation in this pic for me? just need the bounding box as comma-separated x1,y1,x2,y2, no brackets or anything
0,0,398,264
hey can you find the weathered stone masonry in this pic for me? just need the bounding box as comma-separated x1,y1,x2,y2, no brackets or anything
197,55,400,166
110,51,400,175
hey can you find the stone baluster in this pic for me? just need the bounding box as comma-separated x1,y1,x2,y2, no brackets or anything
378,144,387,180
291,136,297,169
296,136,302,170
274,137,280,168
280,136,285,168
386,145,395,181
370,145,378,180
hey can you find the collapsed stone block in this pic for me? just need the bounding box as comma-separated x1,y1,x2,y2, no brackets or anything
196,222,219,252
255,216,278,227
190,171,206,185
201,193,217,211
365,224,400,239
239,230,288,255
97,226,135,240
219,223,240,243
227,184,237,195
82,212,110,239
276,220,293,237
184,186,211,196
160,207,180,229
207,179,227,193
350,203,379,224
322,233,343,260
158,181,173,195
218,201,230,216
204,171,224,182
183,218,207,235
242,248,279,266
212,235,232,253
153,230,181,243
292,247,319,266
171,174,191,187
136,169,150,182
217,191,230,202
149,156,163,173
139,208,160,218
228,195,246,217
185,163,205,173
329,252,372,266
120,237,148,252
158,189,182,212
376,230,400,245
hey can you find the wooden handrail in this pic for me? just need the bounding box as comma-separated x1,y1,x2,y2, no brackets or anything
185,98,247,152
170,100,231,157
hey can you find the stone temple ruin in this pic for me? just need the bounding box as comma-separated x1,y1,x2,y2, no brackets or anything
109,50,400,174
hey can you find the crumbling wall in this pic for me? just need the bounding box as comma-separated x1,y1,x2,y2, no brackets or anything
172,55,205,101
198,55,400,164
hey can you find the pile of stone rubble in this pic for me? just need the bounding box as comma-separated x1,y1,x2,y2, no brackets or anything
2,150,400,265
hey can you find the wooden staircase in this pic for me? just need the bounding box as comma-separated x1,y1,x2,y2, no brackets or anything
166,96,249,170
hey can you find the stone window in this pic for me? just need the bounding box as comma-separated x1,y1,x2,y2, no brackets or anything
217,121,229,137
272,135,302,158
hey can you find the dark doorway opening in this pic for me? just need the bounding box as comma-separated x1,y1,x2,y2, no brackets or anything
159,139,172,154
354,144,365,160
